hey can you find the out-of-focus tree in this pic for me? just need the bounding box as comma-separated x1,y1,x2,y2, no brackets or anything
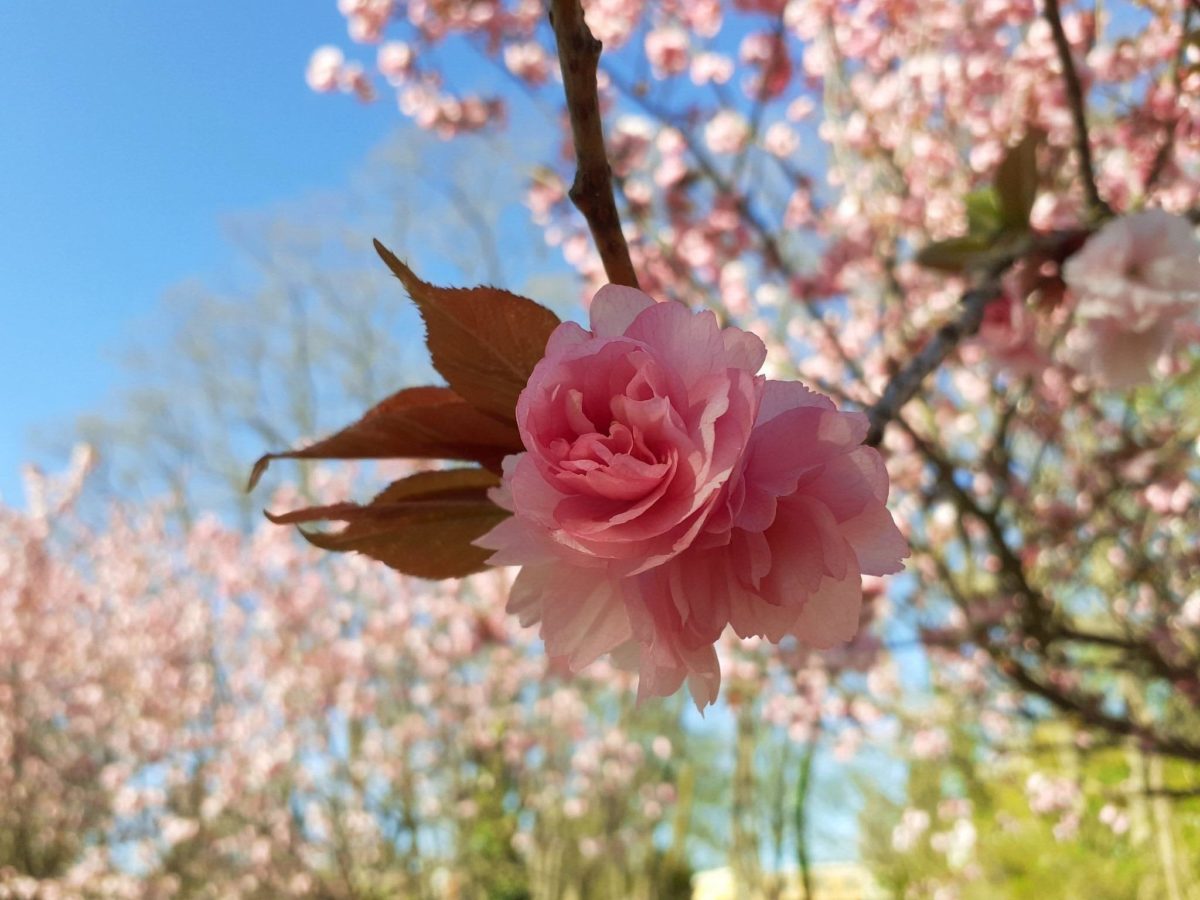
861,713,1200,898
0,456,921,898
0,456,701,898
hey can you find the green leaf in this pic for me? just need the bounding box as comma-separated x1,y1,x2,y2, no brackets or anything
248,385,523,490
267,467,508,580
374,240,562,424
993,132,1040,230
964,188,1005,238
915,236,995,273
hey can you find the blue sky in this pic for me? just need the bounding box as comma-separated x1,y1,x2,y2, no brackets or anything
0,2,405,502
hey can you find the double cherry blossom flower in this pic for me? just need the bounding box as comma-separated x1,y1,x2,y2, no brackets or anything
477,286,908,708
1063,210,1200,388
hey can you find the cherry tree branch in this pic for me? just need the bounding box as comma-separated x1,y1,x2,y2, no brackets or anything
907,417,1200,764
1143,0,1195,194
1043,0,1111,218
548,0,639,288
864,269,1006,446
865,225,1092,446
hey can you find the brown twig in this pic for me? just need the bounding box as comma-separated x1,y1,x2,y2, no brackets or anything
864,259,1012,446
548,0,639,288
865,224,1094,445
1143,0,1195,195
1002,656,1200,763
1043,0,1111,219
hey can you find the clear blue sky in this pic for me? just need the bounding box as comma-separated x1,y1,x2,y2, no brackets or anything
0,3,405,502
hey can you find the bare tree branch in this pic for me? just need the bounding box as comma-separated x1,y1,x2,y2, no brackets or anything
865,225,1093,446
548,0,639,288
865,269,1006,446
1043,0,1111,218
1143,0,1195,195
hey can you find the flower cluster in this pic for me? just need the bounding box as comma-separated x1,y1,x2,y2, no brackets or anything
477,286,907,708
1062,210,1200,387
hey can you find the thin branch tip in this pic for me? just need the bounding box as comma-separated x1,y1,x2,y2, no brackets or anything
549,0,639,288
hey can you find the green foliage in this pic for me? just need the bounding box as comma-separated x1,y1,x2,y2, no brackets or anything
992,132,1040,231
860,719,1200,899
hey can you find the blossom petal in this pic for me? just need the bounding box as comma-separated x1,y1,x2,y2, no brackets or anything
536,568,633,670
791,569,863,648
721,326,767,372
625,301,727,387
589,284,657,337
840,503,909,576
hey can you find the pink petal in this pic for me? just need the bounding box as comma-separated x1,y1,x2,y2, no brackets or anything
683,644,721,711
800,448,889,521
757,379,835,424
506,563,553,625
739,408,868,522
474,515,561,567
589,284,657,337
790,569,863,648
625,301,727,388
728,589,802,641
537,568,633,670
721,325,768,372
761,495,849,603
664,552,733,645
634,636,721,712
839,504,908,576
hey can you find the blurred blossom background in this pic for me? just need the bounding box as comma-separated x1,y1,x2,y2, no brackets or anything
3,1,1200,898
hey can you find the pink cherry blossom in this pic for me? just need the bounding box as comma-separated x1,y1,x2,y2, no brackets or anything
477,286,906,708
376,41,414,83
478,285,765,577
690,51,735,86
704,109,751,155
892,808,932,851
339,62,375,102
1062,209,1200,387
306,46,345,93
504,41,552,84
762,121,799,158
967,294,1048,377
624,381,907,705
644,26,690,78
739,31,791,99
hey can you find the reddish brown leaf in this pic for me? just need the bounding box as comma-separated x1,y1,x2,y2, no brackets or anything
248,385,523,490
269,468,508,580
373,240,561,423
263,503,364,526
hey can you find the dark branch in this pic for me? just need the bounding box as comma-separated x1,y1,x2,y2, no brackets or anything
549,0,639,288
864,273,1004,446
1002,655,1200,764
1143,0,1195,194
1043,0,1111,218
906,417,1200,764
866,227,1091,446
